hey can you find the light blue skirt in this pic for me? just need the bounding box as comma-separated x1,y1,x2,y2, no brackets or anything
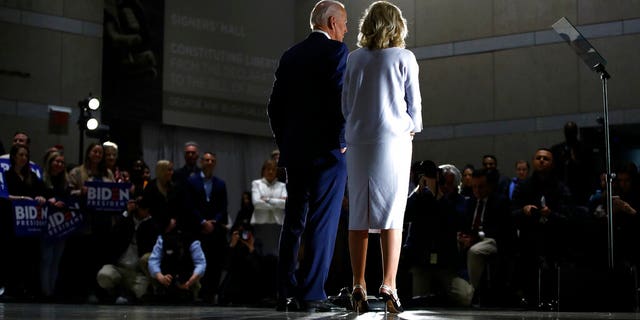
346,138,412,231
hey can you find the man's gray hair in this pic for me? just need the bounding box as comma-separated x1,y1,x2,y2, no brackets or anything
439,164,462,190
309,0,344,30
184,141,199,149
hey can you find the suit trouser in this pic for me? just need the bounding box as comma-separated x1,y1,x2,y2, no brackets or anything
467,237,497,289
96,262,149,299
277,150,347,301
410,265,474,306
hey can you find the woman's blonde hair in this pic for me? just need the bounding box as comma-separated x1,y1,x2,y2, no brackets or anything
155,160,173,182
357,1,407,50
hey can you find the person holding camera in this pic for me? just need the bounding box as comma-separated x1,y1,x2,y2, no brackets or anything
403,160,473,307
147,229,206,303
511,148,572,309
218,223,265,305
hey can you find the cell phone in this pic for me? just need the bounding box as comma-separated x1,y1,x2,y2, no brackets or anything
241,230,250,240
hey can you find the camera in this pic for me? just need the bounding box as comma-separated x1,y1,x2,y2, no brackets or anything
412,160,440,185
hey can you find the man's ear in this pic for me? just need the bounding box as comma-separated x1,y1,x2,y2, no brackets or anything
327,16,336,29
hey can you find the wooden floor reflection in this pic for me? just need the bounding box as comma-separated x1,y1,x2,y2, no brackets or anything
1,303,640,320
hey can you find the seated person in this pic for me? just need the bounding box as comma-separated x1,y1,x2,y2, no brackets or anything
511,148,572,309
458,169,515,306
96,197,158,304
147,229,206,302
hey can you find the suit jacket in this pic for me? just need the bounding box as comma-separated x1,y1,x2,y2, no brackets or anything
404,189,464,269
511,172,572,258
267,32,348,167
186,172,228,227
461,193,515,252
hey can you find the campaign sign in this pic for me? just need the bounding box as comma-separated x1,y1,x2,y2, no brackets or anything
0,158,43,180
46,197,84,240
0,168,7,199
13,199,48,236
85,181,132,211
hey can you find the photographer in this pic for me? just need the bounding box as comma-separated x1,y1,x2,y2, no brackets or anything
403,161,473,307
147,229,206,303
217,223,264,305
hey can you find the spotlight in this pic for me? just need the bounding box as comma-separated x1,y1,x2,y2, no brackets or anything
77,92,104,164
86,118,99,130
88,97,100,110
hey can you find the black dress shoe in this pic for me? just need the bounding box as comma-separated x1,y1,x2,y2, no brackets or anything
276,297,303,311
304,299,346,312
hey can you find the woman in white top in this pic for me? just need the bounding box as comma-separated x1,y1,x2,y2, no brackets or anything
250,159,287,256
341,1,422,313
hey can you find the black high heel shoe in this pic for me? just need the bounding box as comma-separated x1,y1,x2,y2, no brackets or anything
351,284,369,313
378,284,403,313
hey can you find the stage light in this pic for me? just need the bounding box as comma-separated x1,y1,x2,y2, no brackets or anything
77,93,106,163
86,118,99,130
88,97,100,110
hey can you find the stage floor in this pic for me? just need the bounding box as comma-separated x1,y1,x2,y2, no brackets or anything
1,303,640,320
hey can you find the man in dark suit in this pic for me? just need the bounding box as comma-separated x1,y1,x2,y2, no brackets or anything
173,141,201,186
511,148,572,309
267,0,348,312
185,151,229,303
458,168,514,306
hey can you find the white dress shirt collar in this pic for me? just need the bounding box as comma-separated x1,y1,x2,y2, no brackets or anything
312,29,331,40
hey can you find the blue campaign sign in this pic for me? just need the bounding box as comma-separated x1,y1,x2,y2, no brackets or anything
84,181,132,211
0,168,7,199
0,158,43,180
13,198,48,237
46,197,84,240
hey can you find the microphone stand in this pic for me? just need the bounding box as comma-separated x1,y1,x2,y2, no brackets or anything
594,63,615,270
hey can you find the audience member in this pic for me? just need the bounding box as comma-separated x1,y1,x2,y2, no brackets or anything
218,223,264,305
185,151,229,303
460,164,475,200
130,159,149,198
551,121,597,206
103,141,123,182
234,191,254,226
458,169,514,306
481,155,510,198
40,150,70,299
63,142,116,302
250,159,287,257
511,148,572,309
404,160,473,307
0,131,43,179
271,149,287,184
173,141,200,185
0,131,30,158
68,143,115,196
595,164,640,267
508,160,529,200
439,164,468,235
148,230,206,303
1,144,47,298
96,197,158,304
143,160,180,234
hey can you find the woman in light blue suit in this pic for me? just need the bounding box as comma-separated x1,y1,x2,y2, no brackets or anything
342,1,423,314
